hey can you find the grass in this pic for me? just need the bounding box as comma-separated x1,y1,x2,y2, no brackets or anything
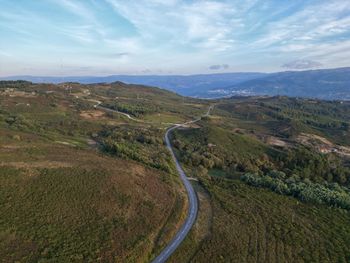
169,182,213,263
0,141,181,262
208,169,228,178
190,178,350,262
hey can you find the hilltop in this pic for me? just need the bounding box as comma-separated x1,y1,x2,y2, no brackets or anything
2,67,350,100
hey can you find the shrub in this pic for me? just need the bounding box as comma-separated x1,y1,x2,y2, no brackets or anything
241,172,350,210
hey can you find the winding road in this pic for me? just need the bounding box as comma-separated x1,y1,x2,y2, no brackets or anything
97,102,213,262
152,105,213,263
95,102,141,122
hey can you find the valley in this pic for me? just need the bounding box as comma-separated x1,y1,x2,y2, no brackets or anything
2,1,350,262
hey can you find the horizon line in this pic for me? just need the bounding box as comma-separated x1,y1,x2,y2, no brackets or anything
1,66,349,79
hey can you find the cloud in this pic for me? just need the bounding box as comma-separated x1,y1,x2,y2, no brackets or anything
0,51,12,57
141,69,152,74
251,1,350,49
209,64,230,70
282,60,323,70
106,0,240,52
103,52,130,58
1,0,350,75
50,0,96,21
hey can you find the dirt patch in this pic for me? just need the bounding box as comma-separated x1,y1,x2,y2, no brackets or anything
338,146,350,157
1,145,22,150
298,133,333,146
2,90,37,98
55,141,76,147
80,110,105,120
266,136,287,147
233,128,289,148
183,123,201,129
297,133,350,157
130,164,147,178
0,161,72,169
183,103,205,108
87,139,97,147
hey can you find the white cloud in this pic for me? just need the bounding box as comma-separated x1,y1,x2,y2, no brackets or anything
1,0,350,75
50,0,96,21
282,59,323,70
106,0,240,52
252,0,350,48
0,50,12,57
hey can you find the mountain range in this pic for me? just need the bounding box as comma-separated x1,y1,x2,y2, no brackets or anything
1,67,350,100
223,67,350,100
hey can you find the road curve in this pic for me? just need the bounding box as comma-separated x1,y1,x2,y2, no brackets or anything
152,105,213,263
97,103,213,262
96,104,141,122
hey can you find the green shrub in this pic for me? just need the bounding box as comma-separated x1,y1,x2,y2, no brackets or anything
241,172,350,210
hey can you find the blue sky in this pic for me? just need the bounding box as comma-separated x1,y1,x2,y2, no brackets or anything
0,0,349,76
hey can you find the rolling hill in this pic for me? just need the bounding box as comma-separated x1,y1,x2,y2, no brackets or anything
0,73,267,97
217,67,350,100
1,81,350,262
2,67,350,100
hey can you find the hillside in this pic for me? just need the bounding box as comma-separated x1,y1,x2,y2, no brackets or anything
2,68,350,100
218,68,350,100
169,96,350,262
0,73,267,97
0,80,207,262
1,81,350,262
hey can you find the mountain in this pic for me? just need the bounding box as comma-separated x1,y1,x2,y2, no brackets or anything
216,67,350,100
2,67,350,99
0,73,267,97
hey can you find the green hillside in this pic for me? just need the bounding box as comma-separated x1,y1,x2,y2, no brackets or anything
1,81,350,262
0,81,202,262
169,96,350,262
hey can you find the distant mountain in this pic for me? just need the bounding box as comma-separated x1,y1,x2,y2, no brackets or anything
215,67,350,100
2,67,350,100
0,73,267,97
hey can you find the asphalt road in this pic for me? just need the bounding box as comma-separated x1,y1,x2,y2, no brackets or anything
97,104,140,122
97,103,213,262
151,105,213,263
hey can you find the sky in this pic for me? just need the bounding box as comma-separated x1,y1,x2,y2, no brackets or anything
0,0,350,76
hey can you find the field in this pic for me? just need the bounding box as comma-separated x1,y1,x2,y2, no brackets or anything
190,178,350,262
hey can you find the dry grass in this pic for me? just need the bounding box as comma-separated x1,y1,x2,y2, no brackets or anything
80,110,106,120
0,129,185,262
0,161,72,169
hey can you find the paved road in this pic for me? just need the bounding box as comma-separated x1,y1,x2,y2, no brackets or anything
97,103,213,262
152,105,213,263
97,103,178,125
97,104,141,122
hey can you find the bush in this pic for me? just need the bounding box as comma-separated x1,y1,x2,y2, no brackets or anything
241,172,350,210
99,125,173,173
